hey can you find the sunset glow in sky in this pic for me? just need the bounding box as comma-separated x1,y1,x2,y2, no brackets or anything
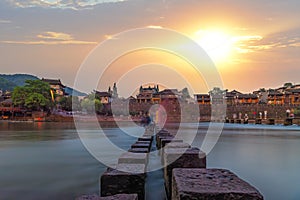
0,0,299,97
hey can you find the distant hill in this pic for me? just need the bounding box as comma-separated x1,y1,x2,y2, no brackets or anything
0,73,86,96
64,86,86,96
0,77,17,91
0,74,39,89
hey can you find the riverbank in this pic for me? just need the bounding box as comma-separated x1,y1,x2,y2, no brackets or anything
2,114,142,123
2,114,300,127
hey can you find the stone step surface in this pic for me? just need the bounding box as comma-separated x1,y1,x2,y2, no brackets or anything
129,147,149,153
101,166,146,200
164,147,207,197
172,168,264,200
76,194,138,200
118,152,148,165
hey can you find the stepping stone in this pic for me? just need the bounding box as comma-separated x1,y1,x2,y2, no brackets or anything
172,168,264,200
156,134,172,149
118,152,148,165
101,165,146,200
135,141,151,145
160,138,183,149
161,142,191,163
131,143,151,151
128,148,149,153
76,194,138,200
138,136,153,141
155,130,171,147
164,147,206,197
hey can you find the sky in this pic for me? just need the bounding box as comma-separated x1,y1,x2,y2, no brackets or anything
0,0,300,97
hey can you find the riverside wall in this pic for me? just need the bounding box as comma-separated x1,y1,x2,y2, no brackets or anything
2,102,299,124
126,103,300,122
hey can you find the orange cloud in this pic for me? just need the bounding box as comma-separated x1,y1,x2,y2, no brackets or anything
37,32,73,41
104,34,119,40
1,31,97,45
2,40,97,45
146,25,163,29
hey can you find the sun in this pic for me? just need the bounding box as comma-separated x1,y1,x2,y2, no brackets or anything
193,30,234,64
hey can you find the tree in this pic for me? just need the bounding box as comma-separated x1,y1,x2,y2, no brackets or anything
284,83,293,88
294,107,300,117
59,96,81,111
25,80,53,100
72,96,81,111
259,88,266,92
12,86,28,107
25,93,50,111
81,94,102,114
12,79,53,111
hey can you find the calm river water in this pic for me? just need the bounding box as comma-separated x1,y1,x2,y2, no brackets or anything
0,121,299,200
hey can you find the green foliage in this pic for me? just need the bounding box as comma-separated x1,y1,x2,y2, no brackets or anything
25,93,50,110
81,94,102,114
24,80,52,99
12,79,53,111
12,86,28,106
259,88,266,92
294,107,300,116
59,96,81,111
284,82,293,88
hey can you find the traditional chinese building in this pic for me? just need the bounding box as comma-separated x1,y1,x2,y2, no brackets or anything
42,78,66,97
283,88,300,105
267,90,285,105
136,85,159,103
225,90,242,105
194,94,211,105
95,91,112,104
265,83,300,105
195,89,258,105
127,96,136,103
236,94,259,104
159,89,181,101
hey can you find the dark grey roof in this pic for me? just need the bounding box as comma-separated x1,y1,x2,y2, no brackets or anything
237,94,258,99
42,78,65,87
95,91,111,97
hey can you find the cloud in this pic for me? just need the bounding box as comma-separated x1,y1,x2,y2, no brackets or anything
37,31,73,41
232,32,300,54
104,34,118,40
289,42,300,47
2,40,97,45
146,25,163,29
1,31,97,45
0,19,11,23
6,0,127,10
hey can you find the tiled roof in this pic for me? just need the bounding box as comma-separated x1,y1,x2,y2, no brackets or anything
95,91,111,97
42,78,65,87
237,94,258,99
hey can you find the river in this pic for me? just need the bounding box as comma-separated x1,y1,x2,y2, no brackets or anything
0,121,299,200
